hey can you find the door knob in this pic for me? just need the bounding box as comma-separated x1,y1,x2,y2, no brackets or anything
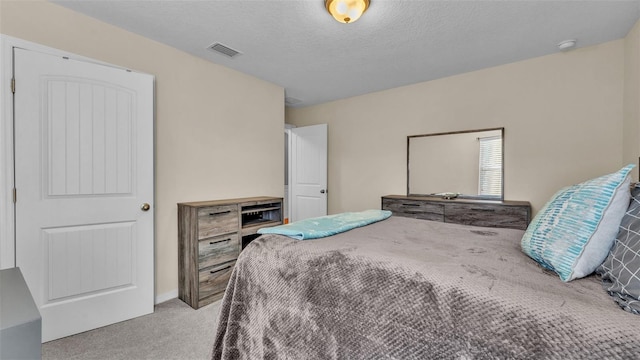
320,189,326,194
141,203,151,211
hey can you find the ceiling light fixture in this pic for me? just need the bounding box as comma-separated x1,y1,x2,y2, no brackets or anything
325,0,370,24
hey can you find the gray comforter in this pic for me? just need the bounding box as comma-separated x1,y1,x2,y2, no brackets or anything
212,216,639,359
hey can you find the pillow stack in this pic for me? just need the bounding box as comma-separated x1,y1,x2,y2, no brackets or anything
521,164,634,282
597,185,640,314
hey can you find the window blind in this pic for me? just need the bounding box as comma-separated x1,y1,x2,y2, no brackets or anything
478,136,502,196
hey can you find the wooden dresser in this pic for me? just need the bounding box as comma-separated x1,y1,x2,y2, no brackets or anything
382,195,531,230
178,196,283,309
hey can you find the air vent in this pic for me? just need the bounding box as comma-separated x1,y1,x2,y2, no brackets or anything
208,43,241,58
285,97,303,106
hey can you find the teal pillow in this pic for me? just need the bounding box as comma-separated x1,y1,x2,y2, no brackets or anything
521,165,634,282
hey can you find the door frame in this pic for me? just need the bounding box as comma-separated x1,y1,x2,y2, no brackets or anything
284,123,295,224
0,35,151,271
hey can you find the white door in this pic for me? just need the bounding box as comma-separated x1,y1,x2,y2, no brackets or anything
13,48,154,342
290,124,328,222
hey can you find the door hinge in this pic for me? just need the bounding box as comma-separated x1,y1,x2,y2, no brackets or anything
10,78,15,94
12,188,16,203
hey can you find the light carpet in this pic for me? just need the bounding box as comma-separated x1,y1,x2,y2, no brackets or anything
43,298,221,360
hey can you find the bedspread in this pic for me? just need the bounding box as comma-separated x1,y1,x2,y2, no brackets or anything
212,216,640,359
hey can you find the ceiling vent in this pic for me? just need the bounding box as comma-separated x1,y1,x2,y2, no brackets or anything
285,97,303,106
208,43,241,58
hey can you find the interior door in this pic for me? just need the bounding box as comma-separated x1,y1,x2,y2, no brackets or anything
13,48,154,342
290,124,328,222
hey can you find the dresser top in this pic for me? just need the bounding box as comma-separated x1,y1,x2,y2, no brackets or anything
178,196,282,208
382,195,530,207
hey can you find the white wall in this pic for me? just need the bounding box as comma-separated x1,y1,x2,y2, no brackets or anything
287,40,625,216
623,20,640,181
0,1,284,299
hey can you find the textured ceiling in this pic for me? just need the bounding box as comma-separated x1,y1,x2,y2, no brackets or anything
53,0,640,108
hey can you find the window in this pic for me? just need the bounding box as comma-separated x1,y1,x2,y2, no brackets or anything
478,136,502,197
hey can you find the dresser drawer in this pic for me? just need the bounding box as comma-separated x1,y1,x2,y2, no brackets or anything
199,260,236,301
198,234,239,270
382,198,444,221
197,205,238,239
444,203,529,230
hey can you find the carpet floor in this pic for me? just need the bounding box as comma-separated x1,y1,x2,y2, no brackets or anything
42,298,221,360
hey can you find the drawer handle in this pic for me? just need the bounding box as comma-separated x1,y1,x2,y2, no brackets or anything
401,203,420,207
210,238,231,245
209,210,231,216
471,208,496,212
210,265,232,275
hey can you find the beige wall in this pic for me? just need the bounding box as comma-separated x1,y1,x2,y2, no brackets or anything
410,132,479,196
287,40,625,215
1,1,284,298
623,20,640,181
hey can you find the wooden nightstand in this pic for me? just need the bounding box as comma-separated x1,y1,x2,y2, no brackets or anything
178,196,283,309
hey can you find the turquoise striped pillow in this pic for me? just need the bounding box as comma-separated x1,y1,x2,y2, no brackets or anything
521,165,634,282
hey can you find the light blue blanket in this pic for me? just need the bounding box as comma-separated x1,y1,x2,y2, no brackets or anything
257,209,392,240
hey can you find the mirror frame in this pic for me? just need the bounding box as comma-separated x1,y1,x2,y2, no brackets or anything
407,127,504,200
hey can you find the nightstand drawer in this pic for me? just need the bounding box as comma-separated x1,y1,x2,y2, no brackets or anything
197,205,238,239
198,234,239,270
445,203,529,230
382,198,444,221
199,260,236,301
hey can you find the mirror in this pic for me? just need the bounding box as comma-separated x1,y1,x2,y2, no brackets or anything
407,127,504,200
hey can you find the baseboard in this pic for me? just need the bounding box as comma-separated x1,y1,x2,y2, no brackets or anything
155,289,178,304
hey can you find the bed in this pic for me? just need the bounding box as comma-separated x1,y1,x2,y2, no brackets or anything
211,215,640,359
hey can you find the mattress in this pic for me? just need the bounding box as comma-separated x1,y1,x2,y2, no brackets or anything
212,216,639,359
